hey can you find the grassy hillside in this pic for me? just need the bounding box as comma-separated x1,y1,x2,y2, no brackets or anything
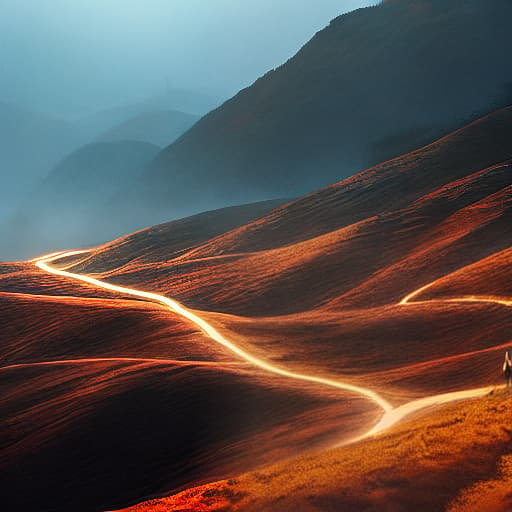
120,391,512,512
2,80,511,512
68,105,511,453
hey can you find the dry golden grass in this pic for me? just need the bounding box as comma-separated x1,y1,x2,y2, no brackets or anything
448,454,512,512
121,391,512,512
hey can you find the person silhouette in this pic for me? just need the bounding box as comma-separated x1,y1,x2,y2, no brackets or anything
503,351,512,389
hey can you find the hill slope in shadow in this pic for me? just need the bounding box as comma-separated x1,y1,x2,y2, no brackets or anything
108,0,512,229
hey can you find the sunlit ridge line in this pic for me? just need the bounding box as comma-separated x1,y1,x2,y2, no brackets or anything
0,357,244,371
35,250,393,413
29,250,66,262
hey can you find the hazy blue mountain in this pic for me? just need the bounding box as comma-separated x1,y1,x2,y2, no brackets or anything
0,85,220,223
145,87,224,116
3,140,160,259
109,0,512,229
6,0,512,260
77,88,222,140
0,102,85,218
96,110,199,147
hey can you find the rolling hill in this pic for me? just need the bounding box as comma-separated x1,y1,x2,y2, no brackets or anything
2,102,511,511
2,350,362,512
0,261,371,512
76,106,512,315
71,105,512,427
44,104,510,512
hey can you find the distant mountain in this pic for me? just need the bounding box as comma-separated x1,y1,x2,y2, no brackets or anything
0,87,212,221
77,88,222,139
96,110,199,147
3,141,160,259
0,102,85,218
145,87,224,116
40,140,159,201
109,0,512,229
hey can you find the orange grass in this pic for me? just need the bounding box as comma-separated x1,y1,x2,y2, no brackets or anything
119,391,512,512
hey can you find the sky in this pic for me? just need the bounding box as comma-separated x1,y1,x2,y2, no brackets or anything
0,0,375,119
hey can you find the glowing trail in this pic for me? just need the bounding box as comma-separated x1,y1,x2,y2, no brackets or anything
365,385,499,438
350,273,512,441
400,279,512,307
32,250,511,443
35,250,393,413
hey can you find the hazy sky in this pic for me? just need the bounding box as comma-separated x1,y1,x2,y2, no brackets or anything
1,1,375,118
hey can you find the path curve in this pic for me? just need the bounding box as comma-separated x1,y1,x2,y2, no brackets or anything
31,249,510,443
34,250,393,414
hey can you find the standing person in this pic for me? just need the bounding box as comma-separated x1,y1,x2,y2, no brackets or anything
503,351,512,389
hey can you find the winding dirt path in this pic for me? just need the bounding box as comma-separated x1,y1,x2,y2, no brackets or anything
33,250,393,413
9,249,508,443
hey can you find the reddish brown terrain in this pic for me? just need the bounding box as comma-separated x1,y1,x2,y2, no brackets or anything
74,107,512,401
1,199,372,512
2,285,373,511
1,108,511,511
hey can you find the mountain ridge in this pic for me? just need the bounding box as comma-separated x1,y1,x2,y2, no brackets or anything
106,0,512,231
